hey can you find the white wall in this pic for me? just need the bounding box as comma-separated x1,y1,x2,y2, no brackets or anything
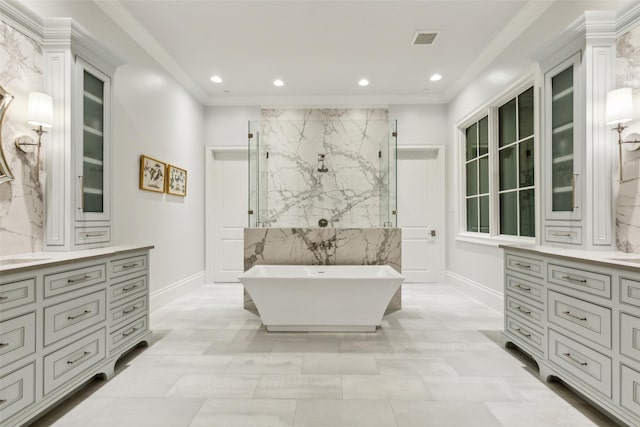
390,104,448,146
205,105,260,146
23,1,207,308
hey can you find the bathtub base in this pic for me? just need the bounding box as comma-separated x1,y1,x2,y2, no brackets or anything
267,325,376,332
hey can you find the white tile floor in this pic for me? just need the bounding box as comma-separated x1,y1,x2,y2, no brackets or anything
32,283,620,427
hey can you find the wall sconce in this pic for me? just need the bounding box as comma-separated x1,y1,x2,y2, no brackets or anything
606,87,640,183
15,92,53,182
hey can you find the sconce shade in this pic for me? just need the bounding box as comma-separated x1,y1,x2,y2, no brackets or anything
27,92,53,128
606,88,634,125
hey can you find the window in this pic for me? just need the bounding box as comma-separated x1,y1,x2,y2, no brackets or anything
461,85,535,239
465,116,489,233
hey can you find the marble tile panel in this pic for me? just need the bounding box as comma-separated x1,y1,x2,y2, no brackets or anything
253,374,342,399
391,401,502,427
166,374,261,399
188,399,296,427
293,399,397,427
341,375,431,400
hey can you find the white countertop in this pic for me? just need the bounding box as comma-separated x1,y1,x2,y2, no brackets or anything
499,244,640,271
0,245,154,274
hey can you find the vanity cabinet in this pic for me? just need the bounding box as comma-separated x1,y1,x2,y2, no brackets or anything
43,19,123,250
534,11,616,249
0,246,152,427
502,246,640,426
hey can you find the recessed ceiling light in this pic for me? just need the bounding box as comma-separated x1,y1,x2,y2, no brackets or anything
273,79,284,87
430,74,442,82
358,79,369,87
210,75,222,83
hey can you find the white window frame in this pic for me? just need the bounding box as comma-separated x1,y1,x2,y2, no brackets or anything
456,71,539,247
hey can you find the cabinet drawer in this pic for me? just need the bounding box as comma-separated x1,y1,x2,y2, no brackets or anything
0,312,35,368
621,313,640,365
621,278,640,309
44,264,106,298
505,315,543,354
110,295,147,327
545,226,582,245
548,290,611,349
505,295,544,329
0,278,35,317
110,255,147,279
111,275,147,303
621,364,640,422
548,329,612,398
505,253,543,279
110,315,147,353
505,275,543,303
0,363,35,422
548,264,611,299
43,329,106,395
44,291,106,346
74,226,111,245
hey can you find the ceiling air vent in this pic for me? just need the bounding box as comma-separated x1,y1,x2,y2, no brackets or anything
412,31,438,45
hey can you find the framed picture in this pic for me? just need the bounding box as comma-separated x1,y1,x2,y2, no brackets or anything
166,164,187,196
140,155,167,193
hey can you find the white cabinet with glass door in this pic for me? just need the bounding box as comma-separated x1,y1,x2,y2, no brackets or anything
74,59,112,243
535,11,616,250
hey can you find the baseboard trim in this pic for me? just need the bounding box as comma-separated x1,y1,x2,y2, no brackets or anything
150,271,205,312
445,270,503,313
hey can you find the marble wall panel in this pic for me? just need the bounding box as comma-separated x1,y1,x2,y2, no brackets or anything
0,20,44,256
259,109,389,228
244,227,402,316
616,24,640,253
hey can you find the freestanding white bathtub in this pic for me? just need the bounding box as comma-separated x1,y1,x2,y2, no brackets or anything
238,265,404,332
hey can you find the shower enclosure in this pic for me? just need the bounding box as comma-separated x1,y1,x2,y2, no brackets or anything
247,110,397,228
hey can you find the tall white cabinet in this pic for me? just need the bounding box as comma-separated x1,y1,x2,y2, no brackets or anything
534,11,616,250
43,18,123,250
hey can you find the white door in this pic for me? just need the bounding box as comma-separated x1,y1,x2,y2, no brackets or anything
211,150,247,282
397,147,445,283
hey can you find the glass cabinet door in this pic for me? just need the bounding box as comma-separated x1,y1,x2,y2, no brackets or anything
545,53,581,220
76,60,111,221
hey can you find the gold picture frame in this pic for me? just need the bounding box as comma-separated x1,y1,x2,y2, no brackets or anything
139,155,166,193
166,164,187,197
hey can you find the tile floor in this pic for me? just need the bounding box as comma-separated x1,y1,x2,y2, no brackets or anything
32,284,620,427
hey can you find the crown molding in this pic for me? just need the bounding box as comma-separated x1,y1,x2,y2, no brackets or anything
207,94,446,107
93,0,207,104
616,2,640,37
442,0,554,103
0,0,44,43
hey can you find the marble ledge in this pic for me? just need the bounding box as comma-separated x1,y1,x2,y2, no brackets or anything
499,244,640,272
0,245,155,274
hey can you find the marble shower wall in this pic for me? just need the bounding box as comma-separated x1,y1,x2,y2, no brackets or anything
259,109,389,228
615,23,640,253
0,20,44,256
244,227,402,314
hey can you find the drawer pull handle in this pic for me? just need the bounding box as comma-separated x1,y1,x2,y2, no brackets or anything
0,296,8,301
563,352,588,366
561,275,588,284
0,342,9,348
122,285,139,293
122,306,139,315
562,311,587,321
514,284,532,292
67,351,91,365
122,263,139,269
84,232,105,238
67,275,92,284
514,262,532,269
0,399,6,405
514,328,531,338
122,327,139,337
67,309,92,320
551,232,573,238
515,306,532,316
